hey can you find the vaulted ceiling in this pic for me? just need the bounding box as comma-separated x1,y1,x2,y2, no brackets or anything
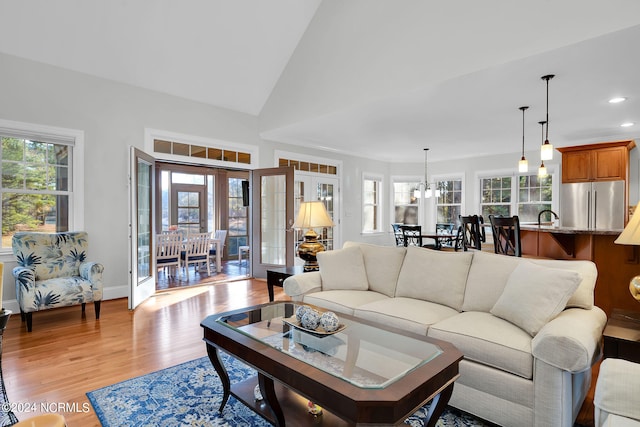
2,0,640,163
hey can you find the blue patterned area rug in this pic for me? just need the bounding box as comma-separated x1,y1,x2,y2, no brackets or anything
87,354,488,426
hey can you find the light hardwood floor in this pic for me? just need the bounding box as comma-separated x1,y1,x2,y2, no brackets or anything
1,277,596,427
2,278,285,426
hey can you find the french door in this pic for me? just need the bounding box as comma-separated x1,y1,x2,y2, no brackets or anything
128,147,157,309
251,166,295,278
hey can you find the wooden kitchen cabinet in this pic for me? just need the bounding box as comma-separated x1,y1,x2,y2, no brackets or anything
558,140,635,183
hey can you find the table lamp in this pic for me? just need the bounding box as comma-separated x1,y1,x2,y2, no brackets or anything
614,209,640,302
293,201,335,271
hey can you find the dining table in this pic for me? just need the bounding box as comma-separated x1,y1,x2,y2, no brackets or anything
420,231,459,250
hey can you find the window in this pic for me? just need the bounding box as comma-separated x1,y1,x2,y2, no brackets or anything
392,181,419,225
435,179,462,225
228,177,248,257
480,176,512,217
480,173,555,224
518,174,552,223
0,120,82,250
363,174,382,232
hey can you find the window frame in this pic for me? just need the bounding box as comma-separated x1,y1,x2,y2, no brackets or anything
362,172,383,234
0,119,84,256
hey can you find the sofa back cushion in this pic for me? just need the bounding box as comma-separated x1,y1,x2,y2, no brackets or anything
462,251,521,312
462,251,597,312
317,245,369,291
395,246,473,311
490,261,582,336
343,241,405,297
12,231,89,280
528,259,596,309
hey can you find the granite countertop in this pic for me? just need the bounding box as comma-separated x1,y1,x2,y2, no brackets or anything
519,224,623,236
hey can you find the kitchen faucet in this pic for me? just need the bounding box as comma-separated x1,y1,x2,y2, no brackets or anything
538,209,559,226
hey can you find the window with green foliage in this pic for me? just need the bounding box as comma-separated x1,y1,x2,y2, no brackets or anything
480,176,512,218
436,179,462,225
480,174,554,224
518,174,553,223
1,131,75,248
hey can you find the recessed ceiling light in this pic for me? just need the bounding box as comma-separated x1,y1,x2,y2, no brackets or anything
609,97,627,104
620,122,635,127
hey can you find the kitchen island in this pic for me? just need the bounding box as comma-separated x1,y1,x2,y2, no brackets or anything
520,225,636,316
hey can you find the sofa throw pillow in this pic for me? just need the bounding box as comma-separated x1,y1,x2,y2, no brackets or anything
317,246,369,291
344,242,405,297
395,246,473,311
490,261,582,336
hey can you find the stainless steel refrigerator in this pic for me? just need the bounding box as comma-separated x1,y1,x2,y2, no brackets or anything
561,180,625,230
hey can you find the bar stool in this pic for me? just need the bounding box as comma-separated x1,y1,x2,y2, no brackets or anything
13,413,66,427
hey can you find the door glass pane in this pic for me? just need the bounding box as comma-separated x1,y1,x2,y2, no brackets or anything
177,190,201,234
137,159,152,282
261,174,286,265
317,182,335,251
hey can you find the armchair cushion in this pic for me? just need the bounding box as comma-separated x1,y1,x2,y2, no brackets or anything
595,358,640,426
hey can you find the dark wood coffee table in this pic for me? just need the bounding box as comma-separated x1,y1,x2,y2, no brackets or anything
201,302,463,426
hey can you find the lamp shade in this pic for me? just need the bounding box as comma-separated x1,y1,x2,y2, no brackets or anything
293,201,335,229
615,210,640,245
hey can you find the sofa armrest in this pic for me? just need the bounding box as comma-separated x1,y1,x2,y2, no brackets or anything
532,306,607,372
594,358,640,425
12,266,35,291
283,272,322,300
79,262,104,296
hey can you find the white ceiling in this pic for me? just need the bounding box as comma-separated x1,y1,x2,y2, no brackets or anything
1,1,640,163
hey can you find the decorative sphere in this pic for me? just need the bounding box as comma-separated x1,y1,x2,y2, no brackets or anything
296,305,312,322
320,311,340,332
300,309,321,330
630,276,640,302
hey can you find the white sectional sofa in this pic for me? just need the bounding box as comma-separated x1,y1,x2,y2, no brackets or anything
283,242,607,427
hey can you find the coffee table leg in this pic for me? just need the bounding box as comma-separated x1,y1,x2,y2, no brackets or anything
424,382,454,427
258,373,285,427
206,344,231,412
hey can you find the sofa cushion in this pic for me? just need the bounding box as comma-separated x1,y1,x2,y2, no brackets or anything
317,246,369,291
529,258,597,309
490,261,582,336
354,297,459,336
428,311,534,379
462,250,520,312
343,242,405,297
302,290,389,316
395,246,473,311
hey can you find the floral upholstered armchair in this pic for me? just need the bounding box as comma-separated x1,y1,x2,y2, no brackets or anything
11,231,103,332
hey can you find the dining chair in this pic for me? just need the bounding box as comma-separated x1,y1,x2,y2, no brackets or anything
156,232,183,277
209,229,228,269
435,223,457,249
458,215,485,251
181,232,212,276
488,214,522,257
391,224,405,247
400,225,423,247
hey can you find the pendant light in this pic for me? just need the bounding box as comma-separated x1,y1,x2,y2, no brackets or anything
538,120,548,177
518,106,529,173
413,148,439,199
540,74,555,161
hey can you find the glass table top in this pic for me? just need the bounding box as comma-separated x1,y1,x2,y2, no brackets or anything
216,302,442,389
